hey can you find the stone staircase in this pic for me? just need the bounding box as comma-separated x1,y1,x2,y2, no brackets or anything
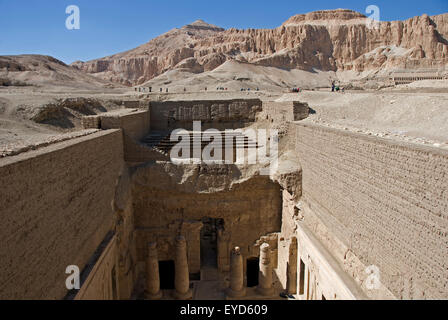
140,131,260,159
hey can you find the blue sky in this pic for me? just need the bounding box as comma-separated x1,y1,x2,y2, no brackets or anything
0,0,447,64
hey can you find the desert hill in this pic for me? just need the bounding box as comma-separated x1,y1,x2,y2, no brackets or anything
72,9,448,86
0,55,128,156
141,60,337,92
0,54,121,90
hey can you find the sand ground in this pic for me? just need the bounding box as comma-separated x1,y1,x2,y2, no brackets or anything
1,79,448,157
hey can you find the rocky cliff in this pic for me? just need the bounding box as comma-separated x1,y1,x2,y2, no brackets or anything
71,9,448,86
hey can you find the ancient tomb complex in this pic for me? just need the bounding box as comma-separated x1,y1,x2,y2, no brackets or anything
0,98,447,300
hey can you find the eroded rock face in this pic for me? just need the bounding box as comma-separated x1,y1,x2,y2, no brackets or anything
72,9,448,86
71,20,224,86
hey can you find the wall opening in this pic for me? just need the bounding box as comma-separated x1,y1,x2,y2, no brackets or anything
159,260,175,290
200,217,224,268
246,257,260,287
299,258,305,295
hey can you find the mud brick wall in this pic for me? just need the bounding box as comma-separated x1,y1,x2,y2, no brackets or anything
0,130,124,299
294,123,448,299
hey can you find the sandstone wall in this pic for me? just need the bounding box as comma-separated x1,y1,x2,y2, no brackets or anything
0,130,124,299
262,101,308,122
276,189,370,300
260,101,309,136
122,100,144,109
112,167,139,299
131,165,282,277
293,123,448,299
122,134,169,163
150,99,262,131
97,109,153,163
101,109,150,141
75,235,118,300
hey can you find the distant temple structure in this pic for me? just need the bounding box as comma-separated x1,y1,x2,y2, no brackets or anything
390,68,447,85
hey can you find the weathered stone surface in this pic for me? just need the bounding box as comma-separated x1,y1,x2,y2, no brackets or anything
72,10,448,86
1,97,447,301
257,243,274,296
293,122,448,299
173,236,192,300
150,99,262,131
145,242,162,300
0,130,124,299
131,162,283,271
227,247,246,297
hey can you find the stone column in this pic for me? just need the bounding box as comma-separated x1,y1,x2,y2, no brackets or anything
227,246,246,297
217,229,230,272
257,243,274,296
173,236,192,299
145,242,162,300
287,237,298,294
181,221,202,275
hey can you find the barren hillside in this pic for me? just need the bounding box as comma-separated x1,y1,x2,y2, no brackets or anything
0,55,130,156
72,9,448,86
0,55,121,90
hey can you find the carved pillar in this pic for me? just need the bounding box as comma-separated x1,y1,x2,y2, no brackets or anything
145,242,162,300
180,221,203,275
217,229,230,272
173,236,192,299
287,237,298,294
257,243,274,296
227,246,246,297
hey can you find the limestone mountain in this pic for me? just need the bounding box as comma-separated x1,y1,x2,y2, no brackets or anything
71,9,448,86
0,54,119,89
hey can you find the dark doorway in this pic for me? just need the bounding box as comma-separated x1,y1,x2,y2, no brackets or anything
246,257,259,287
159,260,175,289
200,217,224,268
